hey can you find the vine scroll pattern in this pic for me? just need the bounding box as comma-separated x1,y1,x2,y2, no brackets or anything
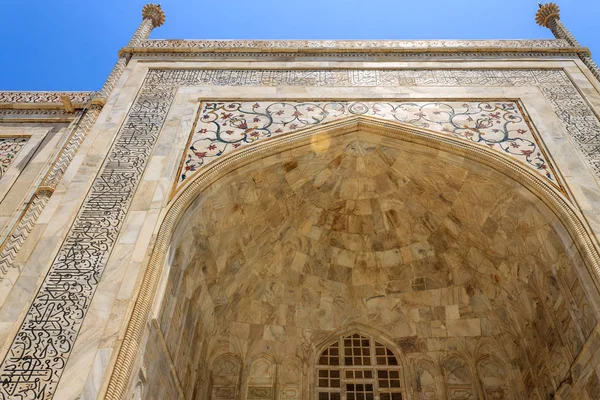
177,101,557,193
0,68,598,399
0,138,28,178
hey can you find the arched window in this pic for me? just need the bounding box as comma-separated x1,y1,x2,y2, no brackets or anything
316,333,404,400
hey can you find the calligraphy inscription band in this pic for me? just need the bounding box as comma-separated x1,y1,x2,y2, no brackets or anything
0,75,176,399
1,68,599,400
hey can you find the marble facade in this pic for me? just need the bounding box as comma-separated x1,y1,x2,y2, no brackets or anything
151,126,599,400
0,3,600,400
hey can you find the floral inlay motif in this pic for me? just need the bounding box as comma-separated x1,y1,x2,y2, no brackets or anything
0,138,28,178
177,101,556,192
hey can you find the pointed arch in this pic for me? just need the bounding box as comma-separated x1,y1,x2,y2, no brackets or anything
312,323,405,366
211,354,243,400
441,354,477,400
413,356,442,400
476,355,513,400
106,116,600,398
278,356,303,400
312,323,406,400
245,353,276,400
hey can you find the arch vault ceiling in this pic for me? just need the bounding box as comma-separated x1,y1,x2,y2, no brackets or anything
156,127,599,397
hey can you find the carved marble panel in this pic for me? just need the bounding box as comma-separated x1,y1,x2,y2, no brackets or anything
212,355,242,399
246,357,275,400
416,359,439,400
278,357,302,400
442,356,477,400
477,357,512,399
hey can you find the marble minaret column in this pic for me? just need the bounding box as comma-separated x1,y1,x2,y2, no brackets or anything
536,2,600,82
0,4,166,280
0,5,165,400
94,4,166,104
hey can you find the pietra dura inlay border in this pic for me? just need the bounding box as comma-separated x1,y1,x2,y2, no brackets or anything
0,138,29,178
174,100,564,196
0,68,599,399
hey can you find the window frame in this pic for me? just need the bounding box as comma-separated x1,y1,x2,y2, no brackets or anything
314,332,405,400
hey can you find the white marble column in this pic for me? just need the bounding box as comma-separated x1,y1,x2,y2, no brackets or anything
536,2,600,82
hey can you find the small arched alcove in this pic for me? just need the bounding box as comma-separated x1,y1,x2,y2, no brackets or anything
117,117,600,399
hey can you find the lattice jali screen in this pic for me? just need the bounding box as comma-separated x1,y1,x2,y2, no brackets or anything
316,333,404,400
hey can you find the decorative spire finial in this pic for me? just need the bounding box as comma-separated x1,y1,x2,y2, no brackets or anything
535,2,560,27
142,4,165,28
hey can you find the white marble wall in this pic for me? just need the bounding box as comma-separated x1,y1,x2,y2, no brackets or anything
1,54,600,400
0,122,73,337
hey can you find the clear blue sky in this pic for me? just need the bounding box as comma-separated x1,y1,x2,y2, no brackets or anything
1,0,598,91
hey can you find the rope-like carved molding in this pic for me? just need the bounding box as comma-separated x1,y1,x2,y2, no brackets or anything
95,58,128,105
104,116,600,400
581,55,600,83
